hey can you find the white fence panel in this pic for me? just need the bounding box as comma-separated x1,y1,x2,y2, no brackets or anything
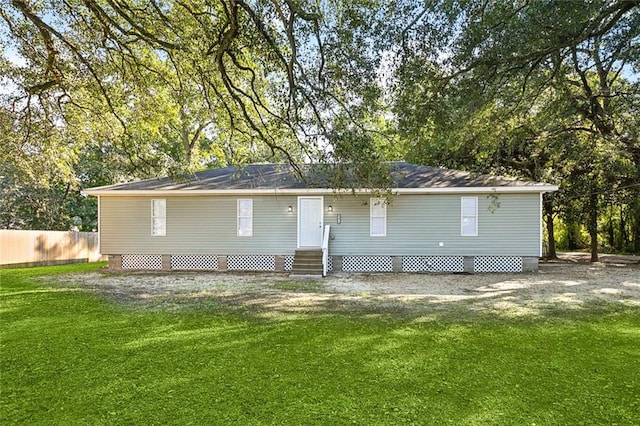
0,230,105,267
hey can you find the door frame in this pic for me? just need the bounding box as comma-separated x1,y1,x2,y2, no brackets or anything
297,196,324,248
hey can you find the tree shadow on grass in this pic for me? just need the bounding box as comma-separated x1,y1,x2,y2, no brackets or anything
4,267,640,424
80,283,640,324
38,262,640,322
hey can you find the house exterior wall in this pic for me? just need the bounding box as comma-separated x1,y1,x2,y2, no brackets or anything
326,193,540,257
100,192,541,258
100,195,298,255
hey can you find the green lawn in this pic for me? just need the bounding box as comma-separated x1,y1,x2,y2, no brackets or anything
1,264,639,425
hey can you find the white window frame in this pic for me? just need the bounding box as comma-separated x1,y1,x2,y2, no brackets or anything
151,199,166,236
461,196,478,236
237,199,253,237
370,197,387,237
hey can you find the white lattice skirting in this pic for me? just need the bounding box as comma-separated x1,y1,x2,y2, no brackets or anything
227,255,276,271
283,255,294,271
342,256,393,272
474,256,523,272
121,254,163,270
402,256,464,272
171,255,219,270
117,254,529,273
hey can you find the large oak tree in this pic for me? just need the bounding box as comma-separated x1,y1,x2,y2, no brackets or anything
393,0,640,259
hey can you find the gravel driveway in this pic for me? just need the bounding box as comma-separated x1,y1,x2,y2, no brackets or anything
52,258,640,317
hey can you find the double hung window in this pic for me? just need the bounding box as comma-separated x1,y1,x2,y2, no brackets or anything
461,197,478,236
151,199,166,236
237,199,253,236
370,198,387,237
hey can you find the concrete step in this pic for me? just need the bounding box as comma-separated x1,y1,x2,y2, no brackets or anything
292,257,323,264
294,253,323,259
292,249,324,276
294,249,323,254
294,256,323,262
293,258,323,264
291,262,323,269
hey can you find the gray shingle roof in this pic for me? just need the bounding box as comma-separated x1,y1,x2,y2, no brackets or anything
88,162,553,192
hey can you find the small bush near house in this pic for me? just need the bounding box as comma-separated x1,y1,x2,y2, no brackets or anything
1,264,639,424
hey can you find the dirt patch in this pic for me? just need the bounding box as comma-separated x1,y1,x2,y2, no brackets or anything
46,261,640,318
551,251,640,265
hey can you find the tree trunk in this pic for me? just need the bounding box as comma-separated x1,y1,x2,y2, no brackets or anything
618,206,626,250
544,198,557,259
607,206,614,249
567,222,579,251
588,192,599,262
634,202,640,254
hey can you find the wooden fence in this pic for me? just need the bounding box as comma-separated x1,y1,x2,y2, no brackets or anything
0,230,105,268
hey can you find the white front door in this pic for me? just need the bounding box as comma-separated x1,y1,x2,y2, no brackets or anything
298,197,323,247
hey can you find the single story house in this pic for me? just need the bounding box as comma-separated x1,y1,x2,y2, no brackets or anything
84,162,558,274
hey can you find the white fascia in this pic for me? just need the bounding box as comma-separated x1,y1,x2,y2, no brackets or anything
83,185,559,197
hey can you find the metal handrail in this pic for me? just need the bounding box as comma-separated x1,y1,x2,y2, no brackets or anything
321,224,330,277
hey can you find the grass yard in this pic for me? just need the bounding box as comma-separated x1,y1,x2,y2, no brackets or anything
1,264,639,425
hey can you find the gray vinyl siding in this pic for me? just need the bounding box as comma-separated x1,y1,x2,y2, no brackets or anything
325,193,540,256
99,193,541,256
100,196,298,255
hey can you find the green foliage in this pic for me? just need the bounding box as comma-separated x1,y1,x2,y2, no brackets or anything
1,0,397,169
553,218,590,251
2,0,639,253
393,0,640,255
1,265,640,424
1,0,411,230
